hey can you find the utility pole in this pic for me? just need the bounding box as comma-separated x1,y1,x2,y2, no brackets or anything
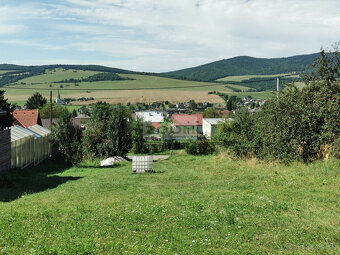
276,77,280,99
50,91,52,129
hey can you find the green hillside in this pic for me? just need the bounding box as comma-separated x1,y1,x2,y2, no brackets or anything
162,53,319,82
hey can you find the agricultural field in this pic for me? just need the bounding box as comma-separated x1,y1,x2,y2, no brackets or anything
1,68,275,105
0,153,339,254
216,73,299,82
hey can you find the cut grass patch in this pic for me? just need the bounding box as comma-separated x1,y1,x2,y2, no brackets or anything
0,154,339,254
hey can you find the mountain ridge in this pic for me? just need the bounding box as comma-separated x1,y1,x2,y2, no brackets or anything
161,53,320,82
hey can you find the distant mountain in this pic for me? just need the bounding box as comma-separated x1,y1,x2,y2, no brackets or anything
162,53,320,82
0,64,133,74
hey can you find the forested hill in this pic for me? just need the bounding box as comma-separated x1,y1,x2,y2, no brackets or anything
0,64,132,74
162,53,320,82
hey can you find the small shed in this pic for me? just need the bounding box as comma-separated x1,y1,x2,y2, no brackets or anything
27,125,51,160
10,126,35,169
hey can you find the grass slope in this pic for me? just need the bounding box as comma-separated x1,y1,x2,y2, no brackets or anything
163,53,319,82
0,154,339,254
4,70,251,104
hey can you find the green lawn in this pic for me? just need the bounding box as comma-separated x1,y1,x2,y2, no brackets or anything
0,154,339,254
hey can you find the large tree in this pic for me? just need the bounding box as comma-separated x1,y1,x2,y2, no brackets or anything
106,104,132,156
39,103,69,119
26,92,47,109
83,103,133,157
0,90,14,130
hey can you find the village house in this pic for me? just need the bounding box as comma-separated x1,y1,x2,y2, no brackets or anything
171,113,203,140
203,118,234,139
135,111,165,132
12,109,42,128
134,111,167,140
202,118,224,139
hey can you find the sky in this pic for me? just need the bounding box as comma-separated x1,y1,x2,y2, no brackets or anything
0,0,339,72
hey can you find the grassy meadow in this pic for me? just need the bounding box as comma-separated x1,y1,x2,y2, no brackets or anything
216,73,299,82
2,69,275,105
0,153,339,254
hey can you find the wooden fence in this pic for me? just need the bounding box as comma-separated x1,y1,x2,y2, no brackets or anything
0,129,11,173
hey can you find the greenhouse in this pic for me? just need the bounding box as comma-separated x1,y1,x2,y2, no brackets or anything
27,125,51,161
10,126,35,169
10,125,51,169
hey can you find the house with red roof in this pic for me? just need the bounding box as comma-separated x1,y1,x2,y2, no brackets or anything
12,109,42,128
171,113,203,140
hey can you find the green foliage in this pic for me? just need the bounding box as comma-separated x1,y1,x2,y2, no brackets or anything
215,110,255,157
105,105,132,156
203,107,219,118
216,48,340,162
0,90,13,130
71,109,77,118
227,99,232,111
83,103,132,158
50,112,82,164
188,99,196,110
185,136,215,155
160,118,174,142
132,118,147,154
25,92,47,109
39,103,69,119
57,72,134,83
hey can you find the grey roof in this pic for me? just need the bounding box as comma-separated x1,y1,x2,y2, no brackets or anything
203,118,225,125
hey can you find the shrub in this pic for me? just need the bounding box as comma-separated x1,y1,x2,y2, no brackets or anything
51,112,83,164
132,118,147,154
185,136,215,155
82,103,132,158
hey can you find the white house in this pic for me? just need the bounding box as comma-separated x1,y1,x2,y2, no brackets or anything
202,118,225,139
135,111,165,123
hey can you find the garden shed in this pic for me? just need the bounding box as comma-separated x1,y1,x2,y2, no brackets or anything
27,125,51,160
10,126,35,169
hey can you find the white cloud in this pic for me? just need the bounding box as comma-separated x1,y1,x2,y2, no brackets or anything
1,0,340,71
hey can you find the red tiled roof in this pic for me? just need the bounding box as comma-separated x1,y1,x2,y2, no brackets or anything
12,109,42,128
151,122,161,130
171,113,203,126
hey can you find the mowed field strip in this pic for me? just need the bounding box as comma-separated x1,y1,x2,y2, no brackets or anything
3,69,275,104
216,73,300,82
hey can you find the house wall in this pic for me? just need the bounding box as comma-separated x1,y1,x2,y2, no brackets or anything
203,119,212,139
173,125,202,140
0,129,11,172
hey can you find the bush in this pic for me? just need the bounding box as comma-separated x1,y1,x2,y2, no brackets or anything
132,118,147,154
185,136,215,155
82,103,132,158
51,112,83,164
215,109,255,157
